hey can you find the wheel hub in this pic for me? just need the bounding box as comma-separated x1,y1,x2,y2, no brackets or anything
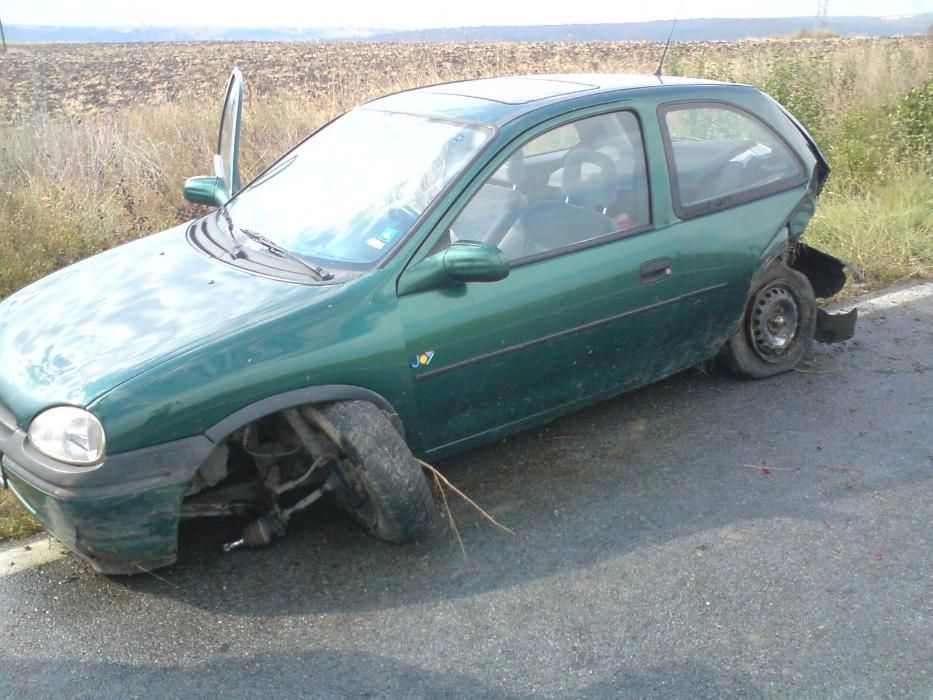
750,283,799,361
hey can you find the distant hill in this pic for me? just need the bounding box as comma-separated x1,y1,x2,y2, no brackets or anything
374,15,933,42
4,14,931,44
0,25,383,43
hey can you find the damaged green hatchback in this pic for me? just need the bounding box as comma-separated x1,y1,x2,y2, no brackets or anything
0,70,857,574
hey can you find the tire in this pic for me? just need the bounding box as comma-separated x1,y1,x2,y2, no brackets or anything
720,260,816,379
317,401,434,543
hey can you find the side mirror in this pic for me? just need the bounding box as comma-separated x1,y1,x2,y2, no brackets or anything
183,68,244,207
444,240,510,283
399,241,509,296
183,175,229,207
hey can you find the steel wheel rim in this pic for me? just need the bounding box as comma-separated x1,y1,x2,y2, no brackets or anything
749,282,800,362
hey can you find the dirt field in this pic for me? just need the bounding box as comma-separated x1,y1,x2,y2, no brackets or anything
1,36,927,123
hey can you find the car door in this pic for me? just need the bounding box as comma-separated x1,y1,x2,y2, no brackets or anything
397,109,720,457
216,67,244,197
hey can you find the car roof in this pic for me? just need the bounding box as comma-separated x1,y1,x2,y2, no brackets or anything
363,74,743,126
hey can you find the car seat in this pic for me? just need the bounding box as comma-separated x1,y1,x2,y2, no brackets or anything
497,148,617,260
450,152,529,245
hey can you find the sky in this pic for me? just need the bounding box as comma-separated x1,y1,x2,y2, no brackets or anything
2,0,931,29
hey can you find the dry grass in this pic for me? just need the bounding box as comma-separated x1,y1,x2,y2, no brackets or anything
1,35,928,301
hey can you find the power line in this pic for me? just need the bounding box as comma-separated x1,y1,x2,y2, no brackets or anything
0,16,6,52
817,0,829,30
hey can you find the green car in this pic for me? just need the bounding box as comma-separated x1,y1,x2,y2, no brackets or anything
0,70,857,574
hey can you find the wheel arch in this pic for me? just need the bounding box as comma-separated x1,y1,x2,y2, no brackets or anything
204,384,406,445
753,225,792,283
751,228,859,301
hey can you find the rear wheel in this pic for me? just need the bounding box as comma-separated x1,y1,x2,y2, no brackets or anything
317,401,434,543
720,261,816,379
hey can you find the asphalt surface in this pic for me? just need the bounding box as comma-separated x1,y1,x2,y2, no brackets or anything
0,282,930,699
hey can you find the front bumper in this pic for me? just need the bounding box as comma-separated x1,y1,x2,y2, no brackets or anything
0,403,214,574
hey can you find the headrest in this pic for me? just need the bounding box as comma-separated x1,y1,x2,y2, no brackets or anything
505,151,524,186
560,148,617,211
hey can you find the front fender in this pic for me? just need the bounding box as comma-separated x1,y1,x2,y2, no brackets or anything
204,384,405,443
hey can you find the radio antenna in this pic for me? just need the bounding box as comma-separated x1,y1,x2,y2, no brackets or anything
654,18,678,77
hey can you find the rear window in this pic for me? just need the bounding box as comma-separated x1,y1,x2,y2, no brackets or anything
660,102,806,219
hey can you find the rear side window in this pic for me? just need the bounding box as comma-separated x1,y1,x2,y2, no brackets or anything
660,102,806,219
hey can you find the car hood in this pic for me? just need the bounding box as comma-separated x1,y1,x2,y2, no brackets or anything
0,222,336,427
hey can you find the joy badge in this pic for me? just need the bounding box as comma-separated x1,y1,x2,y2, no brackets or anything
411,350,435,369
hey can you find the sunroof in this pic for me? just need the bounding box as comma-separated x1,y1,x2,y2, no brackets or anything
425,77,597,104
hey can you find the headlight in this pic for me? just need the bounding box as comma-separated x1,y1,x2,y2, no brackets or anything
27,406,106,466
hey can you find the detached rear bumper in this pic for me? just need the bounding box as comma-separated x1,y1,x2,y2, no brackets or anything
791,242,860,344
0,405,213,574
815,307,858,344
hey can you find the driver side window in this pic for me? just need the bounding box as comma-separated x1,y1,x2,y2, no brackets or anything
447,110,651,263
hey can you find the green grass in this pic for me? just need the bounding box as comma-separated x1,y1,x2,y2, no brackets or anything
0,491,42,541
808,172,933,288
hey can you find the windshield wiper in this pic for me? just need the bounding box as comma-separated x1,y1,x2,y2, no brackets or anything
239,228,334,281
216,205,252,261
217,205,238,247
215,209,333,281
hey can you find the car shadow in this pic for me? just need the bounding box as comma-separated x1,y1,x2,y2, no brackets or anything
4,649,766,699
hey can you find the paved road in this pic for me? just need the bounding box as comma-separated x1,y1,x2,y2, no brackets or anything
1,282,931,699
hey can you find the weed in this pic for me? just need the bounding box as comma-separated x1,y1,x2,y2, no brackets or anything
808,172,933,287
0,491,41,541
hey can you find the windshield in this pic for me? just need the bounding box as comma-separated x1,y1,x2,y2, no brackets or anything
225,109,491,270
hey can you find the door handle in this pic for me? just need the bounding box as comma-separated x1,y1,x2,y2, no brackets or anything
640,257,672,284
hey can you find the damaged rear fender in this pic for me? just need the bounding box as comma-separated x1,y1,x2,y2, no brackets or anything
789,242,861,344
